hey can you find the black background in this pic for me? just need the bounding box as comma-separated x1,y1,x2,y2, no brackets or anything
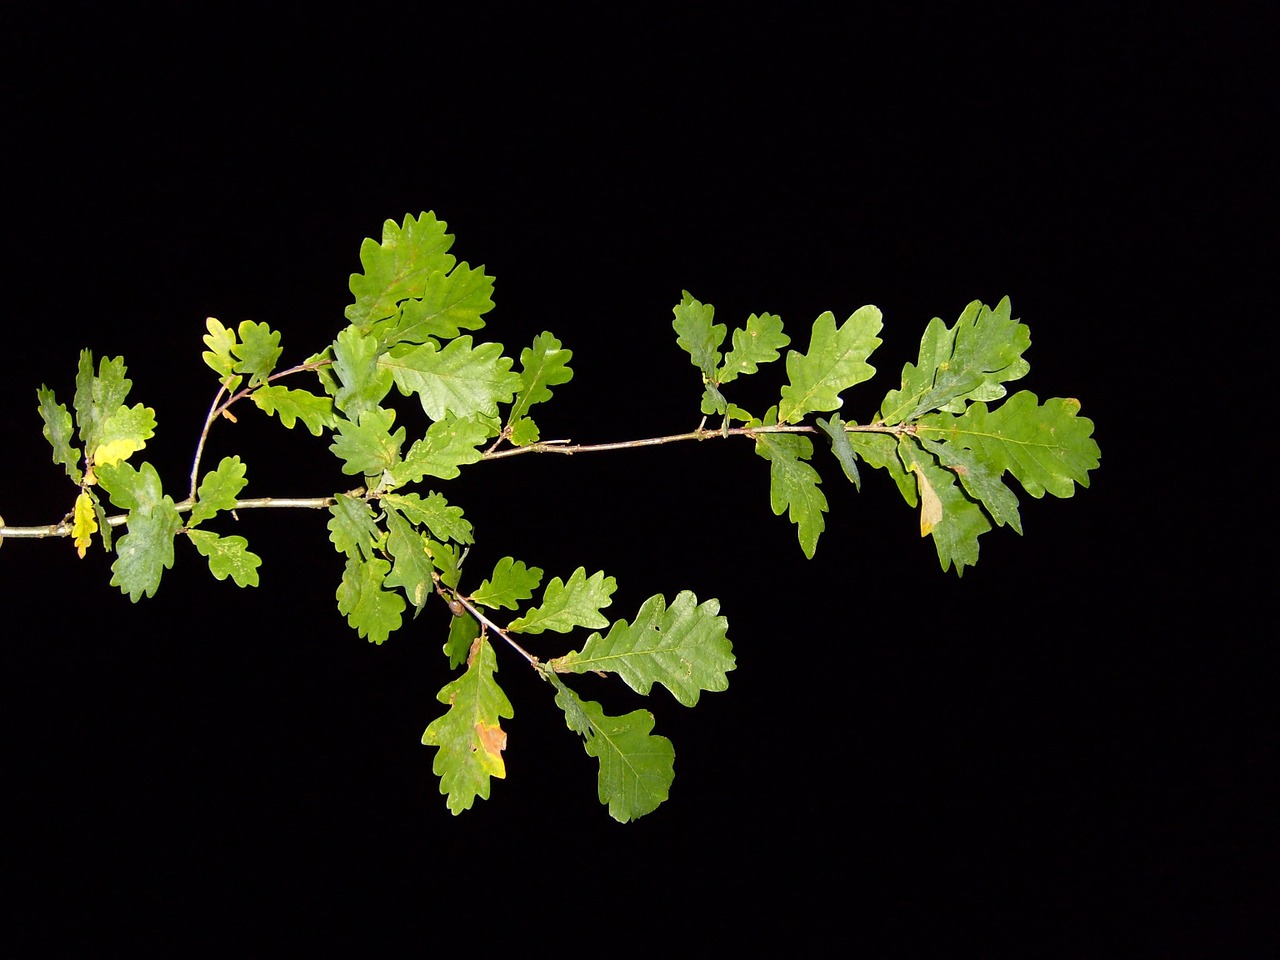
1,7,1272,954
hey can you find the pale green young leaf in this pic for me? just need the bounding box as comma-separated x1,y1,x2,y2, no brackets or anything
374,261,494,345
550,591,733,707
201,317,240,387
508,567,617,634
509,331,573,424
330,407,404,478
443,611,481,669
508,416,540,446
327,493,380,561
231,320,283,387
390,414,490,485
93,403,156,466
37,385,82,483
422,637,513,814
754,431,827,559
719,312,789,383
897,440,990,576
74,351,131,452
186,530,261,587
815,414,861,491
878,298,1030,424
672,291,725,380
327,327,394,419
547,673,674,823
919,392,1099,499
382,337,521,422
472,557,544,611
250,384,335,435
189,455,248,527
347,212,456,331
382,491,473,544
777,306,882,424
383,509,436,615
336,556,405,644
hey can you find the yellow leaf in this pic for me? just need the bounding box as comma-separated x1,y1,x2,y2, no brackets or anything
912,464,943,537
72,491,98,558
93,438,145,467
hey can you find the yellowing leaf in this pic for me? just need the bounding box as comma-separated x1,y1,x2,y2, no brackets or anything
73,491,98,557
912,463,943,536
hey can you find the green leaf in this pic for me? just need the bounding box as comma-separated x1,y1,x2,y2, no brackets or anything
327,493,380,561
347,212,456,331
95,459,165,513
92,403,156,466
327,327,394,420
37,385,82,483
383,508,436,615
74,351,131,453
777,306,882,424
330,407,404,478
381,336,521,422
816,414,861,491
919,392,1099,499
754,430,827,559
919,437,1022,534
847,431,914,504
472,557,544,611
426,538,463,589
201,317,241,389
509,331,573,424
187,530,261,587
897,440,990,576
189,455,249,527
878,297,1030,424
550,591,734,706
443,611,481,669
96,460,181,600
719,312,789,383
230,320,283,387
250,384,335,435
382,491,473,544
374,261,494,345
336,556,405,644
109,507,183,600
390,414,490,485
508,567,617,634
672,291,725,380
700,383,728,418
90,489,113,552
547,673,674,823
422,637,514,814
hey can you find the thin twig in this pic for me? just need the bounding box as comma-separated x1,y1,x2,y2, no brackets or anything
2,417,909,541
435,579,540,668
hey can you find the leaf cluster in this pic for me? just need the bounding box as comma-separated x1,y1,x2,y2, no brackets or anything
672,293,1100,573
24,211,1099,819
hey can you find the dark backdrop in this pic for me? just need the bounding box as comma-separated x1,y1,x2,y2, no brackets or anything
1,8,1272,954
